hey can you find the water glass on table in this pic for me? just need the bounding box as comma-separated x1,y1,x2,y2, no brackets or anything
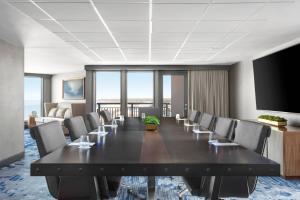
192,123,200,132
208,132,218,144
141,113,146,120
79,135,90,149
98,125,105,133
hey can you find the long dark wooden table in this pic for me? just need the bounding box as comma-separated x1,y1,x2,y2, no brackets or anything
31,118,280,200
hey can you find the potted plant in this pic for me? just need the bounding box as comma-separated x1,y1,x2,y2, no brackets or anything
144,115,160,131
257,115,287,127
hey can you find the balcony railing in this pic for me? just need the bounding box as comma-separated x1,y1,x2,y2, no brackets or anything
96,102,171,118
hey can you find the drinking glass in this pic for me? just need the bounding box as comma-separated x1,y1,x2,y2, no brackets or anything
175,114,180,120
193,123,200,132
79,135,90,149
208,132,217,143
119,115,124,121
112,119,118,127
98,125,105,133
141,113,146,120
184,119,189,126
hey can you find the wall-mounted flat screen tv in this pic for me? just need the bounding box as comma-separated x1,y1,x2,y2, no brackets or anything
253,43,300,113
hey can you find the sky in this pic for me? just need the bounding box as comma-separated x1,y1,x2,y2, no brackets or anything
96,71,171,101
24,77,42,101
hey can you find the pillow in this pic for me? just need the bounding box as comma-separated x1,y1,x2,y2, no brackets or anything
55,108,67,118
48,108,58,117
64,109,72,119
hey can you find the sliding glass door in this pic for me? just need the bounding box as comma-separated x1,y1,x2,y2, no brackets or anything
96,71,121,118
24,77,42,120
127,72,153,117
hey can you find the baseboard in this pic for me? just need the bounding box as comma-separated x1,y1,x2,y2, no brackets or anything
0,152,25,169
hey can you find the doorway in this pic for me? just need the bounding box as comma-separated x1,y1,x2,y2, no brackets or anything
161,71,187,118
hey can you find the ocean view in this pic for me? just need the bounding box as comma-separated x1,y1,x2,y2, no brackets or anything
24,100,41,119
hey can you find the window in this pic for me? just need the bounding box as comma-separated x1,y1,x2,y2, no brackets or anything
127,71,153,117
96,71,121,118
24,77,42,119
163,75,171,117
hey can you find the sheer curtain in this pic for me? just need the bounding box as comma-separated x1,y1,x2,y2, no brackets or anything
188,70,229,117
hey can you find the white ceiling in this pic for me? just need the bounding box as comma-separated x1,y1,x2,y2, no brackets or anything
2,0,300,73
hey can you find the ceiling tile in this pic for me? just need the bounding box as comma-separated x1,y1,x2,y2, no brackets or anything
153,0,210,3
152,41,181,49
123,48,148,55
189,32,227,41
153,4,208,20
203,3,264,20
38,3,98,20
108,21,148,33
152,32,187,42
251,2,294,20
114,32,148,41
95,3,148,20
153,21,196,33
39,20,65,32
59,20,107,32
10,2,50,19
72,32,113,42
119,41,148,48
195,21,239,33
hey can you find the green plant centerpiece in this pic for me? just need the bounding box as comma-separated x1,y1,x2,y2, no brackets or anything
258,115,287,127
144,115,160,131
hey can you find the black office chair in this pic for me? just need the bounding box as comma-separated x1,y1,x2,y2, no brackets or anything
181,116,234,197
99,110,113,123
87,112,102,131
198,113,215,130
64,116,88,141
139,107,160,117
213,117,237,140
31,121,97,200
182,120,271,199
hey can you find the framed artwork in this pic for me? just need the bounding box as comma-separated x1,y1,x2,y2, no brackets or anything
62,78,85,100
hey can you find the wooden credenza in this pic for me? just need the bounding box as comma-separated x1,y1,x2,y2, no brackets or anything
265,125,300,179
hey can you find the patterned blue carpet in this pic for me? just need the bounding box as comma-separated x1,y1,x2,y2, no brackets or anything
0,130,300,200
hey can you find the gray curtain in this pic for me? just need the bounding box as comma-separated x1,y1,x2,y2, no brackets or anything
188,70,229,117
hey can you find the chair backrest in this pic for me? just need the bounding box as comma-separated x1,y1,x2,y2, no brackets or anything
64,116,88,141
214,117,236,139
99,110,113,123
234,120,271,155
139,107,160,117
86,112,101,130
198,113,215,130
188,110,200,123
31,121,67,198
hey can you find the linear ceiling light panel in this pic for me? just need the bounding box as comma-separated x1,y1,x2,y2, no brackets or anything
29,0,104,62
89,0,127,62
148,0,152,62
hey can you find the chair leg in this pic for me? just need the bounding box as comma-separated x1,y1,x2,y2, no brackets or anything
178,188,188,200
205,176,222,200
120,183,146,200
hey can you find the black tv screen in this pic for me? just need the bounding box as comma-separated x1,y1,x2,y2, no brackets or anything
253,44,300,113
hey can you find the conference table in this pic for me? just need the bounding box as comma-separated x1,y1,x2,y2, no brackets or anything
31,118,280,200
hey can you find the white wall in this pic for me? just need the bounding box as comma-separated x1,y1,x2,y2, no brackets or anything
51,71,86,103
229,58,300,127
0,38,24,164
